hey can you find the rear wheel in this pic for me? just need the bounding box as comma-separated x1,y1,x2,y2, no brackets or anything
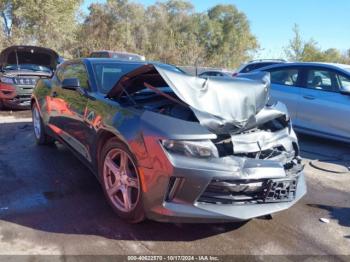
32,104,54,145
100,138,145,223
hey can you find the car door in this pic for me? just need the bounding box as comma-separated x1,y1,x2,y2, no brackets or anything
266,66,302,125
298,67,350,140
49,62,92,161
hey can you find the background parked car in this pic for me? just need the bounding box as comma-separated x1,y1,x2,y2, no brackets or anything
0,45,60,109
198,70,232,78
89,50,146,61
242,62,350,143
233,59,287,76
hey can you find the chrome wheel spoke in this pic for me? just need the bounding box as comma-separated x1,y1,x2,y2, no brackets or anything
126,177,139,189
119,151,128,173
121,186,132,211
105,156,120,177
107,182,121,197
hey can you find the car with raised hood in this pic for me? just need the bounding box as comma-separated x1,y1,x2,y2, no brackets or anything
241,62,350,143
0,45,60,109
31,58,306,223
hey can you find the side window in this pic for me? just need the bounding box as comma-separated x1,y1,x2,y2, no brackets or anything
306,70,334,91
270,68,299,86
63,63,89,90
336,74,350,90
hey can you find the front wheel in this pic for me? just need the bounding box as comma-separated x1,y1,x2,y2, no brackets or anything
100,138,145,223
32,104,54,145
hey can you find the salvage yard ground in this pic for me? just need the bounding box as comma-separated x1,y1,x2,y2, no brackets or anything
0,110,349,255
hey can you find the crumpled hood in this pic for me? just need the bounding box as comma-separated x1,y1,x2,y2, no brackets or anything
108,64,271,134
0,45,59,70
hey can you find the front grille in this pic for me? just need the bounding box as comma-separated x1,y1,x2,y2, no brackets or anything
14,77,38,86
9,94,31,105
198,178,297,205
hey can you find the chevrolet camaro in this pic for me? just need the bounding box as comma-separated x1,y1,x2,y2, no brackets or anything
31,58,306,223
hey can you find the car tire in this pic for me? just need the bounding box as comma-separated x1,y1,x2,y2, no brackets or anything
100,138,145,223
32,104,55,145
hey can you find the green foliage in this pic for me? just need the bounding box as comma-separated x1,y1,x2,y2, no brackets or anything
37,0,256,68
0,0,82,57
285,24,350,64
0,0,258,67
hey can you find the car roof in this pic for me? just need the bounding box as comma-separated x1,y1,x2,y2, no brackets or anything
91,50,141,55
85,57,147,64
61,58,180,72
246,59,286,64
256,62,350,73
200,70,226,74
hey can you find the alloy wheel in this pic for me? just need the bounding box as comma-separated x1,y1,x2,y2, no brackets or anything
33,106,41,139
103,148,140,213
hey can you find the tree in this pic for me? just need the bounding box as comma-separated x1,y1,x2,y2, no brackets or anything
285,24,350,63
0,0,81,57
79,1,258,68
285,24,303,61
203,5,258,68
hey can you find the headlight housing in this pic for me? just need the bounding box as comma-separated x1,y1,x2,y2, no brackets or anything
162,140,219,158
0,77,14,84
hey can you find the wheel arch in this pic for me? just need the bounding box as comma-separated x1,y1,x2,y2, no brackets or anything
95,129,132,173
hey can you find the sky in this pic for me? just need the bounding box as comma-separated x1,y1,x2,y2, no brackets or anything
82,0,350,59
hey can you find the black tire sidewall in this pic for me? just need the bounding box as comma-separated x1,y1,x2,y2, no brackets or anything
99,138,145,223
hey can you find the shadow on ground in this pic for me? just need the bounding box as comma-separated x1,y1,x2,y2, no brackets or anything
0,122,247,242
308,204,350,228
0,108,31,118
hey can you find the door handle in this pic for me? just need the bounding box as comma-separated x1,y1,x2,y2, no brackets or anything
303,95,315,100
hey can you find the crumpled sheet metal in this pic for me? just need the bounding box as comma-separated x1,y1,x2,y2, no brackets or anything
155,65,271,134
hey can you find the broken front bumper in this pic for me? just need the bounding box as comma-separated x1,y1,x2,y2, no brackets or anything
141,152,306,223
0,85,33,108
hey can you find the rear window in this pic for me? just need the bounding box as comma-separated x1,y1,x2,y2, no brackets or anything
242,62,279,73
111,53,145,61
92,62,144,94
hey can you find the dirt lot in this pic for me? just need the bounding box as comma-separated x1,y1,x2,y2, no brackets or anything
0,110,349,257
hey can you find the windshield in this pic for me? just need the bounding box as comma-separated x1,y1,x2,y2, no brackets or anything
93,62,145,94
3,64,51,73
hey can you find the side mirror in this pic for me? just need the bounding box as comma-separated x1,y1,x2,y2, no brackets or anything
62,78,80,90
340,85,350,95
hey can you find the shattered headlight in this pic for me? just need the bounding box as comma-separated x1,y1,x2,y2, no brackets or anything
162,140,219,158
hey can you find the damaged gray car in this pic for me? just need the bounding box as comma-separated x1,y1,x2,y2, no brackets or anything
31,58,306,223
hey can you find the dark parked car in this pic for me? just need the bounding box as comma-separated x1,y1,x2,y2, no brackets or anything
233,59,287,76
0,46,60,109
31,58,306,223
89,50,145,61
199,71,232,78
